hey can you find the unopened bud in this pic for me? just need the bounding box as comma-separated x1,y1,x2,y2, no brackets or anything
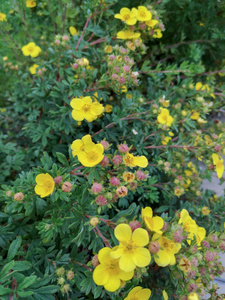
58,277,65,285
129,220,141,231
149,241,160,254
100,141,110,150
90,217,99,226
66,271,74,280
92,254,99,267
54,176,63,184
61,284,70,293
62,182,73,192
14,192,24,201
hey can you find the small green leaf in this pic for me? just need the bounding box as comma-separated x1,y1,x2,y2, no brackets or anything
17,275,37,290
7,236,22,261
56,152,69,166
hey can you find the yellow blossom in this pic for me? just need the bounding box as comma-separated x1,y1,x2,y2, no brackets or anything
157,108,173,127
162,100,170,107
196,226,206,246
0,108,6,113
212,153,224,179
123,153,148,168
0,12,7,22
71,134,93,157
105,104,113,113
26,0,36,8
122,172,135,183
174,187,184,197
153,29,162,38
142,207,164,234
195,82,215,98
110,224,151,272
29,64,39,75
179,209,198,244
162,136,172,145
202,206,210,215
114,7,137,25
145,19,158,29
77,142,104,167
34,173,55,198
117,31,141,40
162,290,168,300
93,247,134,292
22,42,41,58
104,45,113,53
3,56,8,61
121,85,128,93
190,111,200,120
178,256,192,272
152,233,181,267
124,286,151,300
188,292,199,300
132,6,152,22
69,26,78,36
70,96,104,122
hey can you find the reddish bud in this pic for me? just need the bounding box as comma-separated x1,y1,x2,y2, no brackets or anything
91,183,103,194
112,155,122,166
149,241,160,254
100,156,109,167
62,182,73,192
14,192,24,201
110,177,121,187
129,220,141,231
118,144,129,153
95,195,107,206
54,176,63,184
100,141,110,150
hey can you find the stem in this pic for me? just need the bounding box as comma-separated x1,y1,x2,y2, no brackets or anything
165,39,212,50
93,227,111,248
62,3,67,35
71,260,92,271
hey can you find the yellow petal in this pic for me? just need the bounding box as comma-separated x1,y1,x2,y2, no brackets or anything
114,224,132,242
132,228,149,246
131,247,151,268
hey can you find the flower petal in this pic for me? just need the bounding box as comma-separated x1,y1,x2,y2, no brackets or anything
136,288,152,300
119,253,136,272
114,224,132,242
132,228,149,246
104,275,121,292
131,247,151,268
93,264,109,286
98,247,111,264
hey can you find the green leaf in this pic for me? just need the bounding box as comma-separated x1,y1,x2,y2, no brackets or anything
7,236,22,261
56,152,69,166
0,286,12,296
17,275,37,290
0,261,15,279
17,290,34,297
12,261,31,271
34,285,60,294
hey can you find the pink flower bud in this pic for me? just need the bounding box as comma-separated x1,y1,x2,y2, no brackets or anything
111,194,119,203
95,195,107,206
100,156,109,167
202,240,210,249
91,183,103,194
139,22,146,30
112,155,122,166
173,229,183,243
149,241,160,254
62,182,73,192
205,251,214,262
14,192,24,201
54,176,63,184
109,55,115,60
129,220,141,231
116,186,128,198
55,39,60,45
162,222,169,232
209,234,219,244
129,25,135,31
219,241,225,251
214,145,221,152
110,177,121,187
100,141,110,150
118,144,129,153
113,66,120,73
112,74,118,80
123,66,130,72
136,170,146,180
72,63,79,69
118,77,125,84
6,191,12,197
92,254,99,267
62,35,69,41
37,70,43,76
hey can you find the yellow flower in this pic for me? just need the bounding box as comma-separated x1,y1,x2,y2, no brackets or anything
114,7,137,25
105,104,113,113
145,19,158,28
199,22,204,26
70,96,104,122
71,134,93,157
121,85,128,93
188,292,199,300
196,226,206,246
93,247,134,292
0,12,7,22
110,224,151,272
124,286,151,300
77,142,104,167
163,100,170,107
212,153,224,179
22,42,41,58
3,56,8,61
26,0,36,8
202,206,210,216
122,172,135,183
132,6,152,22
162,290,168,300
104,45,113,53
179,209,198,243
142,207,164,234
178,256,191,272
117,31,140,40
69,26,78,36
123,153,148,168
190,111,200,120
29,64,39,75
0,108,6,113
152,233,181,267
157,108,173,127
153,29,162,38
34,173,55,198
162,136,171,145
195,82,215,98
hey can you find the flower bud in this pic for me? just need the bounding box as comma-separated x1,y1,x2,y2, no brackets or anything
54,176,63,184
91,183,103,194
136,170,146,180
66,271,74,280
62,182,73,192
129,182,137,190
100,156,109,167
92,254,99,267
118,144,129,153
62,35,69,41
129,220,141,231
58,277,65,285
110,177,121,187
112,155,122,166
61,284,70,293
6,191,12,197
149,241,160,254
214,145,221,152
72,63,79,69
55,39,60,45
90,217,99,226
14,192,24,201
100,141,110,150
56,267,65,276
219,241,225,251
95,195,107,206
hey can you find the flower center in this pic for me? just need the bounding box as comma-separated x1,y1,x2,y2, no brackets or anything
123,14,130,20
123,241,136,253
28,46,34,52
140,11,146,17
82,104,91,112
88,151,98,162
